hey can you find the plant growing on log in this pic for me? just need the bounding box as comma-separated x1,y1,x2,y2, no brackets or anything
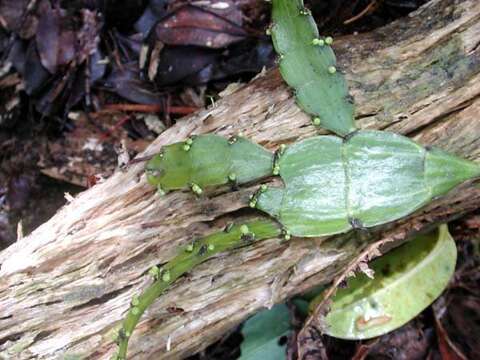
270,0,356,136
114,0,479,358
115,220,282,359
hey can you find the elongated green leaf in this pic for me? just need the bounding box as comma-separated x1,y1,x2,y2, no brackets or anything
321,225,457,339
271,0,356,136
240,304,291,360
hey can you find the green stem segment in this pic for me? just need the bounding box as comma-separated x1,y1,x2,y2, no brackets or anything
271,0,357,136
114,219,282,359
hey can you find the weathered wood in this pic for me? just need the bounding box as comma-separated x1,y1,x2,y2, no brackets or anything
1,0,480,358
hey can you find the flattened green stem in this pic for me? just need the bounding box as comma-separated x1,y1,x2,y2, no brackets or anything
271,0,357,136
146,135,274,192
115,219,281,359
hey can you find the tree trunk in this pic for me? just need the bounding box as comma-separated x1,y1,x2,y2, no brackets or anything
1,0,480,358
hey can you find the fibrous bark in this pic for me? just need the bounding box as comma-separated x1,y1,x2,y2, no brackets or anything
1,0,480,358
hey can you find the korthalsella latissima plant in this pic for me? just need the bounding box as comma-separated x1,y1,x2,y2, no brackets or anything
113,0,479,358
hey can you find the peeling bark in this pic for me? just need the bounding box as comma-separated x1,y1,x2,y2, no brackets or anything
1,0,480,358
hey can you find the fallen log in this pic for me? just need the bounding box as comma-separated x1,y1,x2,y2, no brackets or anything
1,0,480,358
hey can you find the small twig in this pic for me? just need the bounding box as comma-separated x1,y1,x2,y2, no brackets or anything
99,103,198,115
98,115,131,141
297,234,395,358
16,220,24,241
344,0,380,25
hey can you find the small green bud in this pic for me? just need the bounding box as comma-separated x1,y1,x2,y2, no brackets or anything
266,28,271,35
148,265,160,278
325,36,333,45
273,165,280,175
208,243,215,251
260,184,268,192
249,200,257,208
312,38,325,46
157,186,166,196
185,243,194,252
228,173,237,182
328,66,336,74
185,138,193,145
131,295,140,306
183,144,191,151
162,270,171,282
299,8,311,15
131,307,140,315
282,228,291,240
279,144,286,153
191,183,203,195
240,224,250,235
312,117,321,126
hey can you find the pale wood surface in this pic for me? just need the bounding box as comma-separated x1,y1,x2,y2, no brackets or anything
1,0,480,358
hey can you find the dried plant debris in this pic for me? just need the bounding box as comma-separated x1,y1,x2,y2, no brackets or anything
134,0,169,36
3,3,106,116
103,61,162,105
0,0,430,127
431,212,480,359
309,0,429,33
143,1,274,87
40,111,148,186
154,2,247,49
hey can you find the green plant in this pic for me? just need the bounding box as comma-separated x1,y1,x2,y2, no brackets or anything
270,0,355,136
318,225,456,339
113,0,478,358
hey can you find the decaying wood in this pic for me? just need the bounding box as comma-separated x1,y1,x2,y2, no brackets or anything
1,0,480,358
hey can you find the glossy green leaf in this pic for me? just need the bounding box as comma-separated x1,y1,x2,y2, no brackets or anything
256,130,480,237
146,135,273,192
271,0,356,136
239,304,291,360
322,225,457,339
